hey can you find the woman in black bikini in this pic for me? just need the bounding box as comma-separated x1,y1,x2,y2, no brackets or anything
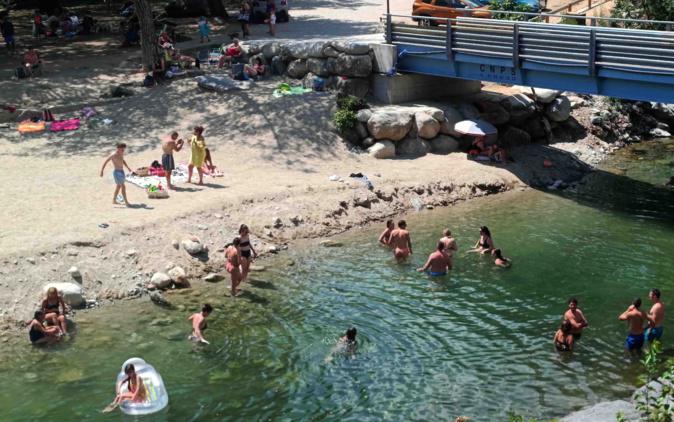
238,224,258,283
28,310,61,345
553,320,574,352
42,287,68,335
469,226,494,254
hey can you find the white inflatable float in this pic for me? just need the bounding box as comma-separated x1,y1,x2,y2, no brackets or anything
115,357,169,415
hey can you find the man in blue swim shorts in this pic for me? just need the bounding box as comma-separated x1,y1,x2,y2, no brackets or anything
417,241,452,276
100,143,134,206
646,288,665,343
619,298,648,353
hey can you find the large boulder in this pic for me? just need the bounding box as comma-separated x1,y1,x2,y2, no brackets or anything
368,140,396,159
167,266,187,285
42,282,84,308
355,122,369,139
545,96,571,122
396,137,430,157
283,42,309,59
150,272,172,289
650,102,674,125
414,111,441,139
500,126,531,147
458,103,480,119
501,94,537,123
520,116,548,140
356,109,372,123
286,59,308,79
329,40,370,55
306,58,330,77
367,109,414,141
322,45,340,58
181,237,205,255
306,41,327,58
439,105,464,137
430,135,460,154
478,101,510,125
334,53,372,78
559,400,639,422
336,77,369,98
519,86,560,104
261,42,281,60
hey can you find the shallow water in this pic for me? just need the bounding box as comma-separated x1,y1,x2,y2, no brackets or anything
1,140,674,421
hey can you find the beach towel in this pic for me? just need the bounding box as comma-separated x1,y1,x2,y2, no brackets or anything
126,168,188,189
18,120,46,134
177,163,224,179
272,83,312,98
50,118,80,132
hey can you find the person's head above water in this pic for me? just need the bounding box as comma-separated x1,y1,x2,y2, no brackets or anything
386,220,394,229
202,303,213,315
345,327,357,342
436,241,445,251
633,298,642,309
493,249,504,260
480,226,491,237
650,288,661,301
443,229,451,237
568,297,578,310
398,220,407,229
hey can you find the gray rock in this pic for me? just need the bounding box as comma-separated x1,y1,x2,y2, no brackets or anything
501,94,537,122
367,109,414,141
26,257,35,265
353,192,376,208
68,266,81,280
330,40,370,55
520,116,547,140
306,58,330,77
650,102,674,124
286,59,308,79
167,266,187,285
149,291,171,307
334,53,372,78
439,105,464,137
479,101,510,125
650,127,671,138
150,272,172,289
355,122,369,139
590,116,603,125
396,137,430,157
356,109,372,123
125,249,138,257
246,43,262,55
500,126,531,147
559,400,639,422
283,42,309,59
203,273,223,282
181,238,204,256
361,137,376,149
42,282,84,308
567,95,586,109
458,103,480,119
267,56,284,76
273,217,283,228
530,87,561,104
336,77,369,98
368,140,396,159
545,96,571,122
430,135,460,154
171,239,180,249
414,111,441,139
307,41,327,58
110,85,134,98
289,215,304,225
322,45,340,58
261,42,281,60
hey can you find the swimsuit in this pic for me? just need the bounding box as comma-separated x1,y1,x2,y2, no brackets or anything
427,271,447,277
29,325,45,343
555,340,570,352
44,299,60,315
161,154,175,172
626,333,645,350
240,239,252,259
646,326,664,342
113,169,125,185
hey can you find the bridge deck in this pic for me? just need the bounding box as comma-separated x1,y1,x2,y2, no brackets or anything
386,14,674,103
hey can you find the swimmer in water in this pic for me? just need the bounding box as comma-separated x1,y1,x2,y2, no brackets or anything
619,297,648,353
563,297,588,340
102,363,147,413
417,241,452,276
439,229,457,256
378,220,394,247
468,226,494,254
389,220,413,262
188,303,213,344
646,288,665,343
492,249,511,268
326,327,358,362
553,320,574,352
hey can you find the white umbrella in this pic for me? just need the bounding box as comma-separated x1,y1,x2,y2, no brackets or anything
454,119,498,136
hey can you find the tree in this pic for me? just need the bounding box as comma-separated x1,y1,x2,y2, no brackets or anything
489,0,534,22
135,0,158,72
612,0,674,30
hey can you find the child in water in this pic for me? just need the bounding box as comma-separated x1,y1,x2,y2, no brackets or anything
102,364,147,413
188,303,213,344
325,327,358,362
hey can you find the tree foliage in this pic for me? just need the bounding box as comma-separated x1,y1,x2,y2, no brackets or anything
611,0,674,30
489,0,534,21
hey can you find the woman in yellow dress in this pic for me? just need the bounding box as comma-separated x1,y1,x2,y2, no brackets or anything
188,126,206,185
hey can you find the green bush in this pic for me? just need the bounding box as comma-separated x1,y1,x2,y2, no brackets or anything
336,95,369,112
489,0,534,21
333,109,358,132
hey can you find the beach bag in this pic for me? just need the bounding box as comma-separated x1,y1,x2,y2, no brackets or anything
15,67,28,79
232,63,245,81
312,77,325,92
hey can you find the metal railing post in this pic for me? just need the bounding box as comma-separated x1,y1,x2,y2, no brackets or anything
446,19,453,61
513,23,520,69
588,29,596,76
385,0,392,44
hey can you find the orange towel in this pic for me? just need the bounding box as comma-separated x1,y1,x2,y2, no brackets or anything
18,120,46,134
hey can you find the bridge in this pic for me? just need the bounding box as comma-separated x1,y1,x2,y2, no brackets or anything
383,10,674,103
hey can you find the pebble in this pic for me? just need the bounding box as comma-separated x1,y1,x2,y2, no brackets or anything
66,249,79,256
171,240,180,249
273,217,283,228
214,213,223,219
111,275,117,279
13,260,18,265
265,229,274,238
249,265,266,272
26,257,35,265
68,266,81,279
203,273,223,282
268,245,280,253
198,224,208,231
126,249,138,257
426,205,434,210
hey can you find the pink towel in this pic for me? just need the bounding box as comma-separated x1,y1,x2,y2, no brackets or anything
50,118,80,132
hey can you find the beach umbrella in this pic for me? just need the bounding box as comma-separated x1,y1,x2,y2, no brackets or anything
454,119,498,137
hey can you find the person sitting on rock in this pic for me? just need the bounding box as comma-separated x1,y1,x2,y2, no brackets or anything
42,287,68,335
218,39,243,68
28,310,62,345
244,57,266,79
22,47,41,77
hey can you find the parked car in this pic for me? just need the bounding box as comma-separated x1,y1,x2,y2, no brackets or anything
412,0,491,26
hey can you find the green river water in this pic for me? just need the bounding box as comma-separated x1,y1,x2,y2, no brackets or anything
1,140,674,421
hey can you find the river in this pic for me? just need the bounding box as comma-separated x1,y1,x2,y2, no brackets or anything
1,140,673,421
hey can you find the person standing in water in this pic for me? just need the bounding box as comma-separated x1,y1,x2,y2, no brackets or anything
188,126,206,185
646,288,665,343
389,220,413,262
225,237,243,297
103,364,147,413
553,320,574,352
188,303,213,344
100,143,133,206
417,241,452,276
440,229,458,256
619,298,648,352
161,132,183,189
378,220,394,247
238,224,257,283
563,298,588,340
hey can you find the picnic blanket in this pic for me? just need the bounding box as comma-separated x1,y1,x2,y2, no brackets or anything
18,120,46,134
126,167,188,189
50,118,80,132
195,75,251,93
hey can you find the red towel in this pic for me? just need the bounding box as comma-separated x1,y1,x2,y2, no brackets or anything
50,118,80,132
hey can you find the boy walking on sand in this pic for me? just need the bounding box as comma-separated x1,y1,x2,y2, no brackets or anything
100,143,133,206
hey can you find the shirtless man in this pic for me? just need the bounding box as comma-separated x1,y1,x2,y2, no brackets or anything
378,220,394,247
619,298,648,352
646,288,665,343
417,241,452,276
563,298,588,340
389,220,413,262
161,132,184,189
100,143,133,206
439,229,458,256
188,303,213,344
